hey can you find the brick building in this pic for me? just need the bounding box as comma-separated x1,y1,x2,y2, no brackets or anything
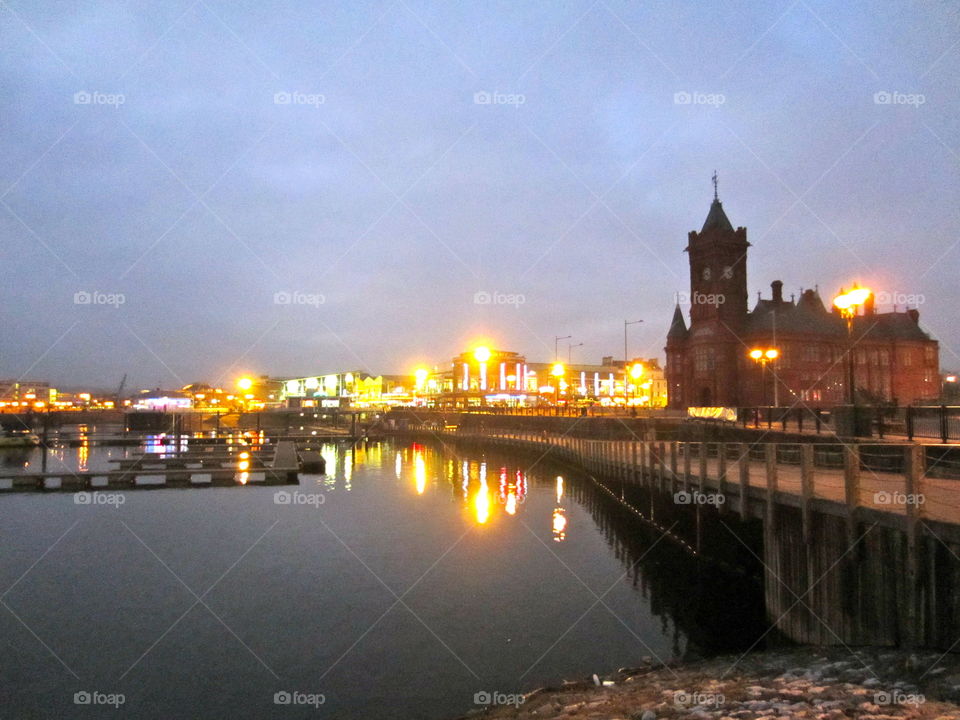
665,189,939,408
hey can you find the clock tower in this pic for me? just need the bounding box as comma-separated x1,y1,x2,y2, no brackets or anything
677,174,750,407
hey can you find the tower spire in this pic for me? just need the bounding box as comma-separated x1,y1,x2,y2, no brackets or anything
712,170,718,201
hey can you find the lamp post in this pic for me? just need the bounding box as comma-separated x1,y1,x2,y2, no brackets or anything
833,286,871,405
624,319,643,407
567,342,583,363
748,348,779,406
551,362,565,409
554,335,571,362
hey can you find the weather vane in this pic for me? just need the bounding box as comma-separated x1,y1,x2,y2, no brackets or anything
712,170,718,200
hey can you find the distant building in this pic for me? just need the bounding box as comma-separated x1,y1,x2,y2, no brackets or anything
665,187,939,408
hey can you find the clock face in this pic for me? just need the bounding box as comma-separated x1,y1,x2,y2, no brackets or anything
701,267,711,281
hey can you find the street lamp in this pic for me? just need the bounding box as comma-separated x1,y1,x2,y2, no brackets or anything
473,346,491,393
627,362,643,405
554,335,571,361
551,362,565,408
624,319,643,407
567,341,583,363
833,286,872,404
748,348,779,406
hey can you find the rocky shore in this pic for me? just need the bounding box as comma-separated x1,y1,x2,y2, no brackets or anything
458,648,960,719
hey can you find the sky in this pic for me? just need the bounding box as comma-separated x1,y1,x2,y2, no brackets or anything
1,0,958,390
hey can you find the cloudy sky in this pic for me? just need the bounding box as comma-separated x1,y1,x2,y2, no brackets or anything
1,0,958,389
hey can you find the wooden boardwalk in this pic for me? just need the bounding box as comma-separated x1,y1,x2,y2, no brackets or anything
0,441,301,492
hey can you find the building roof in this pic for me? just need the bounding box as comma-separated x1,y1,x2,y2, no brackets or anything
667,304,689,340
745,288,934,342
701,198,734,233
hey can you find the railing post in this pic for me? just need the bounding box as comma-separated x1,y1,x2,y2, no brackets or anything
739,442,750,520
904,443,923,648
800,444,814,543
698,442,707,492
765,443,778,531
941,405,949,443
717,443,728,504
906,405,914,441
670,441,678,490
631,441,638,483
843,445,861,540
683,443,691,491
658,441,666,490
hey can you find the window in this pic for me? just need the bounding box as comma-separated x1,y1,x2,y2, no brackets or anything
925,345,936,365
802,345,819,362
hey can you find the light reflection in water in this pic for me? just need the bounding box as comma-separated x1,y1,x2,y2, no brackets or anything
553,475,567,541
395,452,402,479
414,452,426,495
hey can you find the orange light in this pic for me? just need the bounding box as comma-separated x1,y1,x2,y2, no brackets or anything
473,346,491,363
749,349,763,360
765,349,779,360
551,363,565,377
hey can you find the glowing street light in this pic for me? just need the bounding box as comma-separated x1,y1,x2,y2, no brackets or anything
629,363,643,379
414,367,429,390
833,285,872,404
237,377,253,391
473,346,491,363
748,347,780,406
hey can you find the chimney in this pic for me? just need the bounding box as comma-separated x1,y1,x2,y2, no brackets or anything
908,308,920,324
771,280,783,303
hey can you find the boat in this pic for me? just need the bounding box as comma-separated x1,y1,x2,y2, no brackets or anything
0,429,41,448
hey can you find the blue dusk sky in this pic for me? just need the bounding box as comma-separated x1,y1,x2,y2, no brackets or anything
1,0,958,388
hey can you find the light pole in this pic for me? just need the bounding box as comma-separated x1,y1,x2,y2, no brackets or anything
624,320,643,406
554,335,571,362
567,342,583,363
833,286,871,405
748,348,779,406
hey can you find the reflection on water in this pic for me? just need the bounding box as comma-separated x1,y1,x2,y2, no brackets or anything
1,435,772,720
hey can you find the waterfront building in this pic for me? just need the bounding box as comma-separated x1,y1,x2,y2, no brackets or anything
665,186,940,408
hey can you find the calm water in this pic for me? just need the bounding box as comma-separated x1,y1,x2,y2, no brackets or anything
0,434,765,719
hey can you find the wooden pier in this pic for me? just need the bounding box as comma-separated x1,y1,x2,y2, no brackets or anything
428,427,960,650
0,440,302,492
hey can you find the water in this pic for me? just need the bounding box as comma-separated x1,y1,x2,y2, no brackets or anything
0,434,766,718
